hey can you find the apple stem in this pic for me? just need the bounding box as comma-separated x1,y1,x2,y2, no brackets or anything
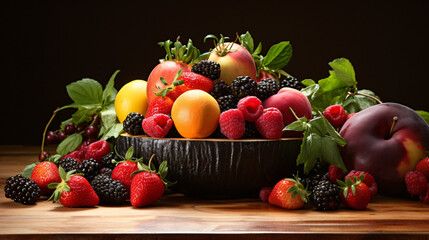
348,92,383,104
389,116,399,137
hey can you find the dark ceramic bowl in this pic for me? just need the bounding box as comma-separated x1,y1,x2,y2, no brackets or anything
116,134,302,199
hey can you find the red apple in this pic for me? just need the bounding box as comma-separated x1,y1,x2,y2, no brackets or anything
339,103,429,196
146,61,192,104
208,42,257,85
262,87,312,137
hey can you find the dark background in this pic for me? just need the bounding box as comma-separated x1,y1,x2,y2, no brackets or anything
1,1,428,145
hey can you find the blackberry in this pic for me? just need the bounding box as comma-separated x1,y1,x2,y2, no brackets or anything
231,76,257,99
4,174,41,205
101,152,120,170
58,157,79,172
192,60,221,80
100,167,113,176
280,76,304,90
256,78,280,101
123,112,145,135
210,80,232,99
312,179,341,211
303,160,329,192
242,121,261,139
76,159,101,181
217,95,238,112
91,174,128,205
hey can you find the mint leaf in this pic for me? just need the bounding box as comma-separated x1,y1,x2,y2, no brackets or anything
285,115,348,174
343,89,380,113
72,107,99,125
100,108,118,134
262,41,292,70
57,133,83,156
284,117,308,132
102,70,119,104
239,31,254,53
417,110,429,125
66,78,103,105
45,154,62,164
22,162,38,178
302,58,358,113
101,123,123,140
302,79,316,87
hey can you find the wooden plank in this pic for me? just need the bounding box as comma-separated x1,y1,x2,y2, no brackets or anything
1,145,429,239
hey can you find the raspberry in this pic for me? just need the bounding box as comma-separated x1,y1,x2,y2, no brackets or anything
255,107,284,139
61,150,82,162
346,113,356,121
219,109,245,139
84,140,111,163
323,105,347,128
259,187,272,203
416,158,429,179
327,165,345,183
420,184,429,203
142,114,173,138
237,96,263,122
405,170,427,196
345,170,378,196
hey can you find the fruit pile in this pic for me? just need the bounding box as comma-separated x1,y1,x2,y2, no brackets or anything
4,31,429,211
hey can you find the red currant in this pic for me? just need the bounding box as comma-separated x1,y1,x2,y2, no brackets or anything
85,125,99,139
65,123,76,135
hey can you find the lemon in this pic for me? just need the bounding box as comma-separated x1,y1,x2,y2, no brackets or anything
115,80,148,123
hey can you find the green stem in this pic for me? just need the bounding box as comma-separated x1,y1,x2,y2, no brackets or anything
41,108,60,153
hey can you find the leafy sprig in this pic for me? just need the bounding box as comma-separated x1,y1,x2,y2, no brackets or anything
158,37,203,64
284,108,347,174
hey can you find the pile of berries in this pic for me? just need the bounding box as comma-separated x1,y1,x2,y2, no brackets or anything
405,158,429,202
260,162,378,211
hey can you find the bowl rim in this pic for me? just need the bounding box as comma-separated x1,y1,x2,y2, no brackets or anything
119,133,302,142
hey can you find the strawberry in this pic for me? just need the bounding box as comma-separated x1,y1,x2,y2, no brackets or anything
166,85,190,101
268,176,309,210
338,174,371,210
31,161,61,195
48,167,99,207
345,170,378,196
177,72,214,93
327,164,345,183
145,96,174,118
111,146,141,192
130,155,175,207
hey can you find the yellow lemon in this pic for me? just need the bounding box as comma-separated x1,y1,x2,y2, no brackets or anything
115,80,148,123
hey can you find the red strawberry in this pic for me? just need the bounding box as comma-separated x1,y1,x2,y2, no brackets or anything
338,174,372,210
31,161,61,195
130,155,174,207
345,170,378,196
416,158,429,179
166,85,190,101
177,72,214,93
48,167,99,207
268,176,309,210
145,96,174,118
111,147,141,192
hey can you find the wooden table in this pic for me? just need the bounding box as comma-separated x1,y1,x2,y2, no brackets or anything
1,145,429,240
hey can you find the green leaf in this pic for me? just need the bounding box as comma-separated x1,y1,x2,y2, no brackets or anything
125,147,134,160
416,110,429,125
253,42,262,55
22,162,38,178
102,70,119,104
58,166,67,180
158,161,168,180
302,58,358,113
342,89,380,113
262,41,292,70
100,108,118,134
301,79,316,87
56,133,82,156
101,123,123,140
72,107,100,125
66,78,103,105
45,154,62,164
239,31,254,53
284,117,308,132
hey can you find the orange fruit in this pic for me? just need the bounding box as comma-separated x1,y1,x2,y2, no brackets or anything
115,80,148,123
171,90,220,138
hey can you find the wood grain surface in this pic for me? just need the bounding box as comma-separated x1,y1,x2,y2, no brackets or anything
1,145,429,240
